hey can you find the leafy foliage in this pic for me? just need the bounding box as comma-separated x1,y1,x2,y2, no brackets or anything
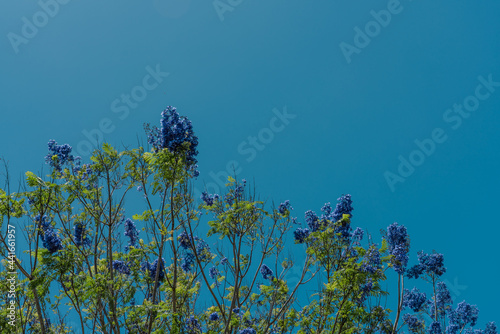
0,107,496,334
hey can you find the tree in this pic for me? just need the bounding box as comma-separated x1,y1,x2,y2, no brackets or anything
0,106,496,334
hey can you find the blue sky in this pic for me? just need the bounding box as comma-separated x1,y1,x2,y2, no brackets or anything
1,0,499,327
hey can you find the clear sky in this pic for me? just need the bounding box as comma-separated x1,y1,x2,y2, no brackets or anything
1,0,499,328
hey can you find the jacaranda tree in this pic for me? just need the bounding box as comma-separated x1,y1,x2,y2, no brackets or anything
0,107,497,334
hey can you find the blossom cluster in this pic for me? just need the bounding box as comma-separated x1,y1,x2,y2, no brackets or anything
429,281,453,319
351,227,364,245
260,264,274,280
73,163,93,180
224,179,246,205
295,194,354,243
293,227,310,244
402,287,427,312
36,214,63,253
304,210,320,232
403,313,424,332
358,278,373,303
407,250,446,279
331,194,353,222
201,191,219,206
447,301,480,331
177,231,211,273
146,106,199,170
112,260,131,275
209,267,219,280
73,222,91,247
401,281,495,334
124,218,139,251
45,140,79,172
385,222,410,274
182,253,196,272
184,316,201,333
209,312,219,321
361,246,382,274
278,200,292,215
141,258,166,281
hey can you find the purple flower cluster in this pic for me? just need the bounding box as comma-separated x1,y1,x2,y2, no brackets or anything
260,264,274,280
184,316,201,333
321,202,332,216
293,227,310,244
403,314,424,333
351,227,364,245
325,196,354,238
209,312,219,321
194,237,210,260
178,231,192,249
406,264,424,280
385,223,410,274
201,191,219,206
361,247,382,274
112,260,131,275
235,180,245,196
428,321,442,334
73,222,91,247
427,282,453,319
297,195,355,243
225,179,246,205
332,194,353,222
73,163,93,180
402,287,427,312
407,251,446,279
446,323,460,334
36,214,63,253
45,140,77,172
182,253,195,272
305,210,320,232
436,282,453,310
124,218,139,251
239,329,256,334
178,232,210,256
178,233,211,272
141,258,165,281
278,200,292,215
74,223,84,246
482,322,498,334
392,245,409,275
447,301,479,331
334,218,352,241
386,223,409,252
358,278,373,303
209,267,219,280
146,106,199,171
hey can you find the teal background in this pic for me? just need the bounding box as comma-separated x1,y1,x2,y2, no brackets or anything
1,0,499,328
